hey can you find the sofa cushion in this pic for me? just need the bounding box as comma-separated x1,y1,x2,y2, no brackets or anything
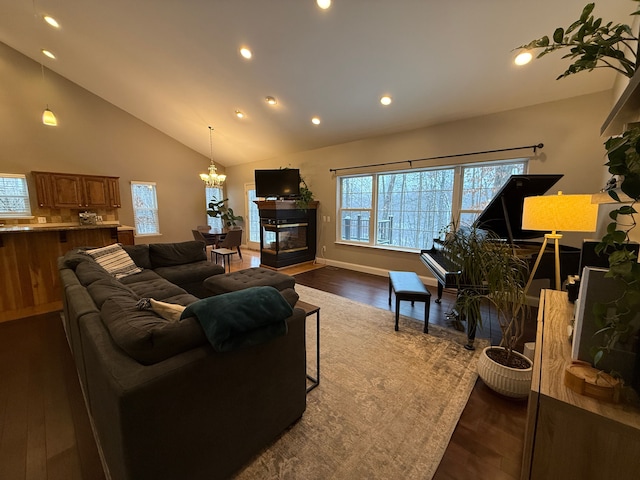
154,261,224,288
75,259,112,286
119,269,163,285
149,241,206,268
86,243,143,279
122,244,153,270
180,286,292,352
87,277,139,309
203,267,295,295
125,277,187,301
100,297,206,365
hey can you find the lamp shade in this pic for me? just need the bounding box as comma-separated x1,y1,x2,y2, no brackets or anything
42,107,57,126
522,192,598,233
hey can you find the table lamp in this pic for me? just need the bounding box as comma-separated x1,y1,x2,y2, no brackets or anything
522,191,598,293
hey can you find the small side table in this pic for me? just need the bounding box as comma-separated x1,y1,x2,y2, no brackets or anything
210,248,236,272
295,300,320,393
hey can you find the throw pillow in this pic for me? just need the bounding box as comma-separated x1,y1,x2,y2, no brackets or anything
180,286,292,352
137,298,186,322
86,243,142,279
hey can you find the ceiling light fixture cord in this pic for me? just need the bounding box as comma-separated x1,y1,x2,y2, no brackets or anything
209,125,214,161
199,126,226,187
34,0,57,126
329,143,544,173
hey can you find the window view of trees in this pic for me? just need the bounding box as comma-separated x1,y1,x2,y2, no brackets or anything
131,181,160,235
340,175,373,242
459,162,526,227
0,174,31,217
206,186,224,231
338,160,526,250
377,169,455,248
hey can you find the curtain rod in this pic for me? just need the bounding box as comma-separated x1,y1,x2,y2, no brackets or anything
328,143,544,173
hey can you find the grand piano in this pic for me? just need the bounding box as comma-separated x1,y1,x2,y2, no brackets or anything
420,174,581,304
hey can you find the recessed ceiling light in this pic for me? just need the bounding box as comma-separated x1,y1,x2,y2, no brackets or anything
240,47,252,59
43,15,60,28
380,95,392,106
235,110,245,119
311,116,321,125
317,0,331,9
514,51,533,66
41,49,56,59
265,96,277,105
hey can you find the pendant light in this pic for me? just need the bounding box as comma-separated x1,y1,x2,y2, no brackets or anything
199,126,226,187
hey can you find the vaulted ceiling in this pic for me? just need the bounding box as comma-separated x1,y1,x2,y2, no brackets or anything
0,0,634,166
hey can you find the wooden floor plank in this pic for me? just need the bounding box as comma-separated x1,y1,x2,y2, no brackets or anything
0,319,30,480
26,318,47,480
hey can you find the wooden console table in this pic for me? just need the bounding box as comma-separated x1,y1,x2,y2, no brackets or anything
521,289,640,480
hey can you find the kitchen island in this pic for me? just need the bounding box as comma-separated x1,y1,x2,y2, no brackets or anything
0,224,118,322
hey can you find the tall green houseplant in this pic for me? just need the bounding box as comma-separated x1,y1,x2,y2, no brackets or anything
206,196,244,229
442,224,529,364
518,1,640,367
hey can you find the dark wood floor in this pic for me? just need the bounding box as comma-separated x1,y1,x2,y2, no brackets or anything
0,251,529,480
0,314,105,480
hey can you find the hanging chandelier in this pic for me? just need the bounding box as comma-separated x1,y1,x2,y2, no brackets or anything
199,126,226,187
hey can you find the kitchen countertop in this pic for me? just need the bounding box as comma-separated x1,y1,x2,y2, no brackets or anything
0,222,120,233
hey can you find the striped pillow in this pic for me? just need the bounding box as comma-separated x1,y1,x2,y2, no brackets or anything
86,243,142,279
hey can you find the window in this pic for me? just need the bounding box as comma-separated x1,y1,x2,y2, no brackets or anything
131,181,160,235
246,187,260,245
0,174,32,218
338,160,526,250
206,186,224,231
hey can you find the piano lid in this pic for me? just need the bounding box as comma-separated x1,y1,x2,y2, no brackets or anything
474,174,563,243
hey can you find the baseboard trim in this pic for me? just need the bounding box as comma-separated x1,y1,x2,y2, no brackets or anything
315,257,439,288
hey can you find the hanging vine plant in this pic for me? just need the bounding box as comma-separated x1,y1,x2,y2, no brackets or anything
518,2,639,79
517,1,640,370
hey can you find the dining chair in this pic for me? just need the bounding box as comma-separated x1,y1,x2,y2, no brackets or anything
216,228,243,259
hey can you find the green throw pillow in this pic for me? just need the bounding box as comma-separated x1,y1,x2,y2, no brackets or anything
180,286,292,352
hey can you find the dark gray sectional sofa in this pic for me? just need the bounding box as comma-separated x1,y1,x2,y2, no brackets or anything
58,240,307,480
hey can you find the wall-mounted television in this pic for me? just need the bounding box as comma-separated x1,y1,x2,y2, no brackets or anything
254,169,300,199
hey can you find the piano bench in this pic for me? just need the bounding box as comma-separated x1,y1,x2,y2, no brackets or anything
388,271,431,333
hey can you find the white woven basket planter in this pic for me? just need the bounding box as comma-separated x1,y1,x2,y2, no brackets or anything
477,346,533,399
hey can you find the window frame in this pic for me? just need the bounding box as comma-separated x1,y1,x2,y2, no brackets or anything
336,159,527,251
0,173,33,219
131,181,160,236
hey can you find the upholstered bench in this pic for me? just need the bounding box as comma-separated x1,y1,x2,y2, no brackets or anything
388,271,431,333
204,267,296,295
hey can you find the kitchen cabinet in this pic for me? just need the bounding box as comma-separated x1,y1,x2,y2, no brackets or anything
32,171,120,209
82,176,110,207
51,173,84,208
32,171,54,207
107,177,122,207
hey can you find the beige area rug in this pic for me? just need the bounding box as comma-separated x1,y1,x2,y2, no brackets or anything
235,285,487,480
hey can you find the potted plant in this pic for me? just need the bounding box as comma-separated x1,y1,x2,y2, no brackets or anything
442,223,532,398
518,2,640,376
296,176,315,210
206,196,244,230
